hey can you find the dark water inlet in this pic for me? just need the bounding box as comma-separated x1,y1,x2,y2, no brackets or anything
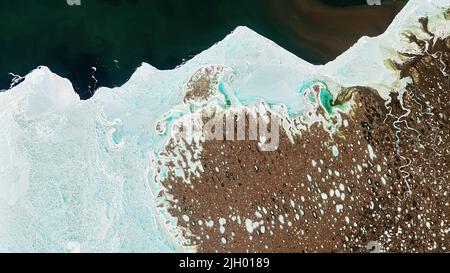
0,0,406,99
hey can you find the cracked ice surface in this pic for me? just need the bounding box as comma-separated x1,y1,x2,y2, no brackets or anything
0,0,448,252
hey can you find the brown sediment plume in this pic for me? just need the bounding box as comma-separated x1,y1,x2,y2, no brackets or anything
160,20,449,253
264,0,406,64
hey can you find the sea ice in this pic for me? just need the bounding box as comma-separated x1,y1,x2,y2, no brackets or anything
0,0,448,252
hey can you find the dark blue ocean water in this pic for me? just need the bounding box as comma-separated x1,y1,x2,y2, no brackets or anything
0,0,406,99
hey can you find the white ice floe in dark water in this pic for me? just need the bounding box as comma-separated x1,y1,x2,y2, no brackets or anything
0,0,448,252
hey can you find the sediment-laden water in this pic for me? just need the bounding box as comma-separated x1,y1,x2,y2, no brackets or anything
0,0,448,253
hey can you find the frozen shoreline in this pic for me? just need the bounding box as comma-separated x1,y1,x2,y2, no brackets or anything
0,0,448,252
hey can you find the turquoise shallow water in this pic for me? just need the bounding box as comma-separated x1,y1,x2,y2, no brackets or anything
0,26,345,251
0,0,429,253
